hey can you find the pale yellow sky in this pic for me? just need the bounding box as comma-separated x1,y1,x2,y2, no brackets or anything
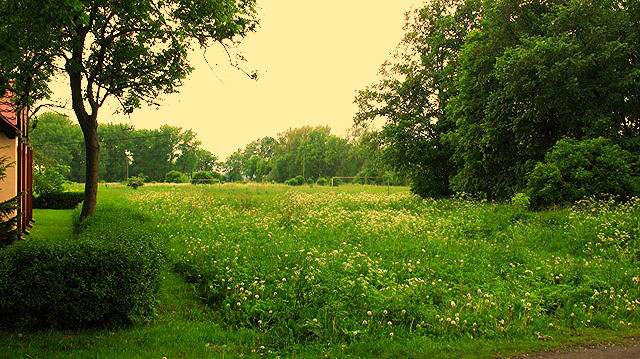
53,1,423,160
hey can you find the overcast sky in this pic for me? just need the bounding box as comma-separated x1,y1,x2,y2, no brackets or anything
53,1,423,160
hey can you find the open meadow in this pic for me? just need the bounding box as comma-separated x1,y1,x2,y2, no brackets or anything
3,183,640,358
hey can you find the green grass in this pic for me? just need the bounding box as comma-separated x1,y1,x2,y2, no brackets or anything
2,183,640,358
26,209,75,242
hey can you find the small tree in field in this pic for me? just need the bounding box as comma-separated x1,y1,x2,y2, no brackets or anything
0,0,258,219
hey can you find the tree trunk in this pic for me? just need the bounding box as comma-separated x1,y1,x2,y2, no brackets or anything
68,56,99,219
80,123,100,219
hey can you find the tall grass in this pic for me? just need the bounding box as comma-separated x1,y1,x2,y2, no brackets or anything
116,184,640,355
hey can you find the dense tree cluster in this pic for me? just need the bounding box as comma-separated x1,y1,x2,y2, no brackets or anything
356,0,640,202
224,126,404,184
31,113,218,183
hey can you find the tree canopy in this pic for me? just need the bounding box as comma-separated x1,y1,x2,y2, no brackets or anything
31,112,218,183
356,0,640,201
1,0,258,217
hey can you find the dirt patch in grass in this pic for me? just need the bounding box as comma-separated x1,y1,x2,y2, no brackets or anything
512,337,640,359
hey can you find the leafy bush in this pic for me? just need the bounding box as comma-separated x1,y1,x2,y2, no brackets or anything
284,175,305,186
510,192,531,208
0,203,165,329
33,192,84,209
33,160,69,196
191,171,217,184
164,170,189,183
127,175,146,189
316,177,328,186
526,137,637,207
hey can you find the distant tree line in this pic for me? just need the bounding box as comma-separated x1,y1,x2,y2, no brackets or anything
31,114,403,186
223,125,405,185
31,113,219,183
356,0,640,205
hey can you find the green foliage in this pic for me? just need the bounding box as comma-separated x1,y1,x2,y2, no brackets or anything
447,0,640,199
284,175,305,186
510,193,531,208
226,126,375,185
526,138,638,207
33,192,84,210
316,177,329,186
0,203,165,329
33,153,69,196
190,171,217,184
30,115,220,183
111,184,640,351
0,147,19,246
164,170,189,184
126,175,146,189
356,0,640,200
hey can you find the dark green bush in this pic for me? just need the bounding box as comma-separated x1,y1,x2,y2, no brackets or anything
284,175,305,186
526,137,638,207
316,177,328,186
33,192,84,209
164,170,188,183
191,171,217,184
0,203,165,329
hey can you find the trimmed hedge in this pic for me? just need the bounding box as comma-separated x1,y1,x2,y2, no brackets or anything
33,192,84,209
0,203,165,329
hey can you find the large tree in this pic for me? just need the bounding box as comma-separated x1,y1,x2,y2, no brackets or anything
0,0,258,218
447,0,640,198
354,0,483,198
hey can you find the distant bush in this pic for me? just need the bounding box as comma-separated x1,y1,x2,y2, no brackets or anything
126,175,145,189
33,162,69,196
526,137,638,207
191,171,218,184
164,170,189,183
33,192,84,209
0,203,165,329
284,175,305,186
316,177,328,186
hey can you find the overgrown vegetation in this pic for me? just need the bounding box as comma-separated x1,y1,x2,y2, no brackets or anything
111,185,640,356
356,0,640,203
3,184,640,357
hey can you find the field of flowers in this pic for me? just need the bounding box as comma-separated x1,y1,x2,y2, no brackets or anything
124,184,640,356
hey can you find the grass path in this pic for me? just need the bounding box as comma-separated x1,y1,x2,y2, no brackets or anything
26,209,75,242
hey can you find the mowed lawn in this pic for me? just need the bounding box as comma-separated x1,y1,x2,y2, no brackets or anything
2,183,640,358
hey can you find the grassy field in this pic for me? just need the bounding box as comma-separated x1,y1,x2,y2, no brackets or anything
2,183,640,358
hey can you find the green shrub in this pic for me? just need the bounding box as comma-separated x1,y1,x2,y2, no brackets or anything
127,175,146,189
33,192,84,209
526,137,637,207
33,162,69,196
0,203,165,329
164,170,189,183
284,175,305,186
316,177,328,186
510,192,531,208
191,171,216,184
